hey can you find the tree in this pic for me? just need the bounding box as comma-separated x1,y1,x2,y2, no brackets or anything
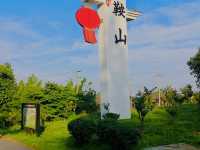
75,78,97,114
149,89,166,106
14,80,26,106
23,74,44,103
163,86,183,119
76,88,97,114
180,84,193,103
0,63,16,106
135,87,157,125
0,63,17,128
192,92,200,105
64,80,78,116
41,81,75,121
187,48,200,88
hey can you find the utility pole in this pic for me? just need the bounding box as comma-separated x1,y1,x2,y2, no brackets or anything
155,73,162,107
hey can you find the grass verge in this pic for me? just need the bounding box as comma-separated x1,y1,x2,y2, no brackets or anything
0,104,200,150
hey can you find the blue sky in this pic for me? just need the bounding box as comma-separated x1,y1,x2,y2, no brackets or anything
0,0,200,94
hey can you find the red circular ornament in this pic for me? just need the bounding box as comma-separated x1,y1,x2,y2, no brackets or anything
76,7,101,29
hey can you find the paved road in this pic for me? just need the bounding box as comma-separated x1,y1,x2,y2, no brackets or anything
0,139,31,150
145,143,199,150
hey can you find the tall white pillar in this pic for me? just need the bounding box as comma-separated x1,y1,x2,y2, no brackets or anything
98,0,131,119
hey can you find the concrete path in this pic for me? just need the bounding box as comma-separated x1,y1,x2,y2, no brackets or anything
0,139,32,150
145,143,199,150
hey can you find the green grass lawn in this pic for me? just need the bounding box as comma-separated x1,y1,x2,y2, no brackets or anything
1,104,200,150
136,104,200,149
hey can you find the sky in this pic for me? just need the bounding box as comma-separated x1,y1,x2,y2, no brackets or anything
0,0,199,94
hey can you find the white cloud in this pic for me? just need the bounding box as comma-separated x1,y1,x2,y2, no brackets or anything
127,1,200,93
0,1,199,93
0,17,99,85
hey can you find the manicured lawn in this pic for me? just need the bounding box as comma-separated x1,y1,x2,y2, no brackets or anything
1,120,70,150
135,104,200,149
1,115,108,150
1,104,200,150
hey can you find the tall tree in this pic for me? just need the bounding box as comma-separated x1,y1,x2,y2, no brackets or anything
42,81,77,120
76,79,97,114
0,63,16,108
135,87,157,125
14,80,26,105
180,84,193,103
23,74,44,103
0,63,17,127
187,48,200,88
163,86,184,119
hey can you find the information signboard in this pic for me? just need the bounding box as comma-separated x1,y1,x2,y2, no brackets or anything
21,103,40,133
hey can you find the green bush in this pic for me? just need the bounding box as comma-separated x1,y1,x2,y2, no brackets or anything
68,115,141,150
192,92,200,105
135,87,156,125
166,106,178,119
0,109,20,128
68,116,97,145
97,119,141,150
103,113,120,120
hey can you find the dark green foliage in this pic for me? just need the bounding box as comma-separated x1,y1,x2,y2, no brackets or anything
135,87,156,124
76,89,97,114
192,92,200,105
165,106,178,119
0,64,17,128
164,87,180,119
103,112,120,120
135,104,200,149
0,62,98,128
174,93,185,104
187,48,200,88
180,84,193,103
76,80,98,114
0,111,20,128
135,96,150,123
68,115,141,150
68,116,97,145
23,74,44,103
41,81,76,121
41,78,97,121
97,119,141,150
164,87,177,106
0,63,16,107
64,80,78,116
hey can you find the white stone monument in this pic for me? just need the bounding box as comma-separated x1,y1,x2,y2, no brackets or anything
81,0,140,119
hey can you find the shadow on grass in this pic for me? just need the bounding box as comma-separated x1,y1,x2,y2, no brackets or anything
65,136,111,150
0,127,21,136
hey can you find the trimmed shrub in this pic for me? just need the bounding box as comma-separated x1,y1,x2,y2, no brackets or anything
68,116,97,145
97,119,141,150
166,106,178,118
103,113,120,120
68,115,141,149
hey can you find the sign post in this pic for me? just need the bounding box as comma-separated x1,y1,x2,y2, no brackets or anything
76,0,140,119
21,103,41,134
